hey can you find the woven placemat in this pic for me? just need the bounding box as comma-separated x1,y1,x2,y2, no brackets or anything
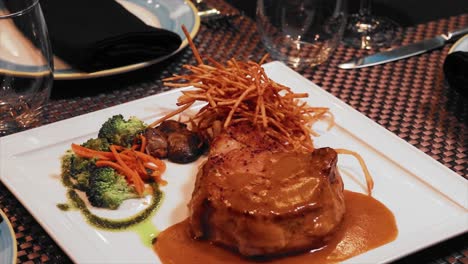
302,15,468,178
0,1,466,263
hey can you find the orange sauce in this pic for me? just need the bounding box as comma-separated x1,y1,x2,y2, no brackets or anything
154,191,398,264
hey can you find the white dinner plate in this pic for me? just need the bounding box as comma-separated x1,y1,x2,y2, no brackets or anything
53,0,200,80
449,34,468,53
0,209,17,264
0,61,467,263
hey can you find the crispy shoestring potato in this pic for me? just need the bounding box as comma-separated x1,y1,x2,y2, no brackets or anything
149,25,373,195
150,29,333,152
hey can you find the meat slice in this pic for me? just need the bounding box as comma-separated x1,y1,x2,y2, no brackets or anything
188,124,345,257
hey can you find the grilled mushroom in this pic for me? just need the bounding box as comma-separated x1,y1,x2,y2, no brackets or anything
145,120,204,163
145,127,168,158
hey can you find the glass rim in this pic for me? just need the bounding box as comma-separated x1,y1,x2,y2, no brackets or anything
0,0,40,19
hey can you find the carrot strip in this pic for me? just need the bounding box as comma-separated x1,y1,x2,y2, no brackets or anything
118,154,133,162
110,145,145,196
144,163,159,170
133,151,166,173
136,156,150,181
120,149,134,156
71,136,167,192
95,160,126,175
131,137,140,150
140,134,147,153
151,171,168,186
132,171,146,195
71,143,113,160
131,144,139,150
113,145,125,151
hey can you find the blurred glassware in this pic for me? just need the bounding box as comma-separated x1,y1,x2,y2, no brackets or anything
256,0,347,69
342,0,400,49
0,0,53,136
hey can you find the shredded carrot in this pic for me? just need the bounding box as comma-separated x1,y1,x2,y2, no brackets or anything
140,134,147,153
152,171,168,186
112,145,125,151
110,145,145,196
133,151,166,173
71,144,114,160
110,147,137,180
131,144,139,150
143,162,159,170
96,160,125,174
136,158,150,181
71,140,167,191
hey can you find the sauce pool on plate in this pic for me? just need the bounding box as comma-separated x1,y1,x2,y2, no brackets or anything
154,190,398,264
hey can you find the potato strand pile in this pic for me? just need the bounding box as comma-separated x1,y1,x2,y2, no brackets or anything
149,29,331,151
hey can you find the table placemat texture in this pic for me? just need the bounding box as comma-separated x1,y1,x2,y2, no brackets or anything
0,0,466,263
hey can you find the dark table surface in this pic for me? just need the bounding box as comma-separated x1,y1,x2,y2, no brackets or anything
1,0,467,263
227,0,468,27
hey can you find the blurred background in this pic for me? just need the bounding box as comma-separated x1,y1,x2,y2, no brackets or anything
226,0,468,27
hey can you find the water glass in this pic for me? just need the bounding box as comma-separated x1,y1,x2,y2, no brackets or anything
0,0,53,136
256,0,347,69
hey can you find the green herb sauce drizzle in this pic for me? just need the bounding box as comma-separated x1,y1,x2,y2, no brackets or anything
66,185,163,229
58,168,164,246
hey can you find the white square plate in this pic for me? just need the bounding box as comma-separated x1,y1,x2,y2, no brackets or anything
1,61,467,263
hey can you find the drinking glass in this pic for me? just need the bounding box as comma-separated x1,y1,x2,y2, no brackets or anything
342,0,400,49
0,0,53,136
256,0,347,69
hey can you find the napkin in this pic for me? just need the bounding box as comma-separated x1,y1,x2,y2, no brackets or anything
443,51,468,98
39,0,182,72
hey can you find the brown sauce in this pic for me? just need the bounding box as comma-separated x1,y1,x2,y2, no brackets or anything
154,191,398,264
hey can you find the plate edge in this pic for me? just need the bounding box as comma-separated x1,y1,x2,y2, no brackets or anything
53,0,201,80
0,209,17,264
448,34,468,54
1,62,467,263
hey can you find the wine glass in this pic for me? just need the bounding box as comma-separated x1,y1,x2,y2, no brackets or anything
0,0,54,136
342,0,400,49
256,0,347,69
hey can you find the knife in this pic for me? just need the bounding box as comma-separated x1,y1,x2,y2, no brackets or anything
339,27,468,69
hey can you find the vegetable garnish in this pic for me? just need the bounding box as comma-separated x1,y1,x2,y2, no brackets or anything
61,115,167,212
72,143,167,196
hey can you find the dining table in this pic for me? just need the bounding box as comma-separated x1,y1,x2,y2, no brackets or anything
0,0,467,263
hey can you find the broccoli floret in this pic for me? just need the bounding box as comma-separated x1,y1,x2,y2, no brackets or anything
74,170,92,191
81,138,110,151
61,151,97,191
97,114,146,148
86,167,139,210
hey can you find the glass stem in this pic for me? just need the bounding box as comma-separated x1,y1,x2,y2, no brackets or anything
359,0,372,16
